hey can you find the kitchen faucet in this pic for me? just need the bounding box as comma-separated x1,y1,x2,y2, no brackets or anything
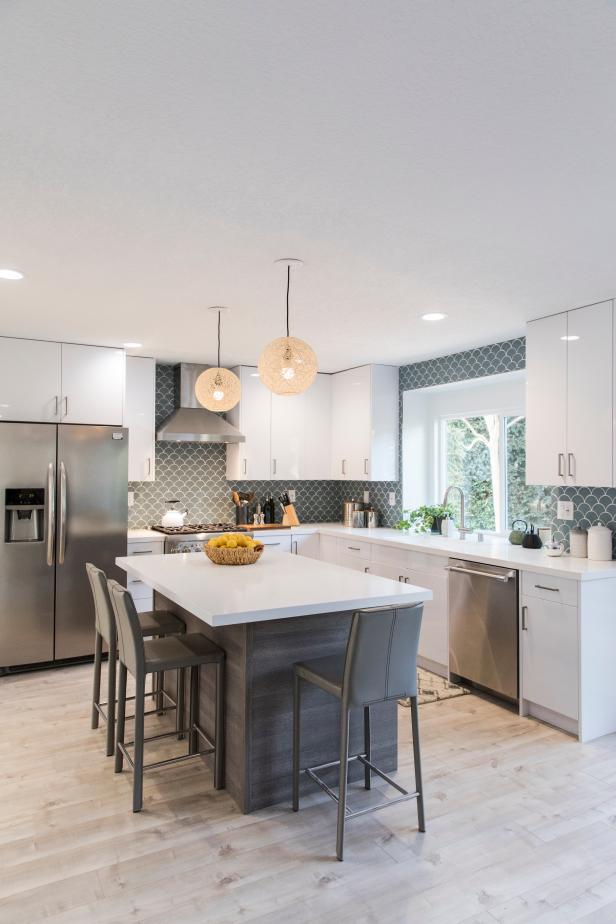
442,485,473,540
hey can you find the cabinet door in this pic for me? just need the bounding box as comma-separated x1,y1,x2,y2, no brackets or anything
567,300,613,487
125,357,156,481
525,313,568,485
319,534,338,564
292,532,320,559
368,560,408,582
299,373,331,479
406,569,448,668
331,366,371,479
521,595,578,719
226,368,271,480
61,344,125,425
271,392,302,479
338,551,371,572
0,338,61,422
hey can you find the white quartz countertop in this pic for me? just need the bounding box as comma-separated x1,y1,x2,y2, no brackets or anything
116,551,432,628
127,529,166,541
310,525,616,580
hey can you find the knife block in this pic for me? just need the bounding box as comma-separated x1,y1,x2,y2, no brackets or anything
281,504,300,526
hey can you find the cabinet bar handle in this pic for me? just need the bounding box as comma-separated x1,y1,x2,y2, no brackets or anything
398,575,404,582
342,459,347,475
131,550,153,555
558,453,565,478
63,396,68,418
364,566,370,573
292,541,298,554
272,458,277,475
243,458,247,475
522,605,528,631
54,396,60,418
568,452,575,478
534,584,559,592
364,458,369,475
348,546,361,551
147,457,151,476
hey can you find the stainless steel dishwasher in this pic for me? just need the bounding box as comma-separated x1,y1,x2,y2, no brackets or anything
448,558,519,702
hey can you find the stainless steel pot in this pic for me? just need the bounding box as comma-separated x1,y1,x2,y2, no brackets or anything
350,509,367,528
343,499,364,527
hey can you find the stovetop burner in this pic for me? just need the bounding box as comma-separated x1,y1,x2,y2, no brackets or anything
152,523,237,536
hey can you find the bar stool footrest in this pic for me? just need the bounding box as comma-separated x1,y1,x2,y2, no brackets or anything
117,723,216,773
304,754,419,819
94,688,177,724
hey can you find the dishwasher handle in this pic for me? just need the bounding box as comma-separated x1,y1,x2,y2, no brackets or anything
446,565,516,583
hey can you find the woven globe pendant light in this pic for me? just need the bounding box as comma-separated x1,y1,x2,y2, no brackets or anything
258,259,317,395
195,307,241,412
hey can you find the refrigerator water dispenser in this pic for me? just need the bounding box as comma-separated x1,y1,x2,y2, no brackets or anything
5,488,45,542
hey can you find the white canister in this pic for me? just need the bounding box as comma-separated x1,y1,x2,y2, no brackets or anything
569,527,588,558
587,524,613,561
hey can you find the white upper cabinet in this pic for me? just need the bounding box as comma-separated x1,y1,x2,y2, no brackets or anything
331,364,398,481
125,356,156,481
0,337,62,422
226,367,272,480
526,300,613,487
271,373,332,480
0,338,125,426
567,301,613,487
61,344,125,426
526,313,568,485
227,368,332,481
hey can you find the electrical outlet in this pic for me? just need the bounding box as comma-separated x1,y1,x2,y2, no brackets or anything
287,489,296,503
388,491,396,507
363,490,370,504
128,491,134,508
557,500,574,520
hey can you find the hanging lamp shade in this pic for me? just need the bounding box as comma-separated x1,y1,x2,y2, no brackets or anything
258,258,317,395
195,307,241,412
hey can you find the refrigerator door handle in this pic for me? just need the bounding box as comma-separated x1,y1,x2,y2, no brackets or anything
46,461,56,566
58,461,67,565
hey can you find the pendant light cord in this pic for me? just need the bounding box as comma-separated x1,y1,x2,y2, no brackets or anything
286,265,290,338
217,309,221,367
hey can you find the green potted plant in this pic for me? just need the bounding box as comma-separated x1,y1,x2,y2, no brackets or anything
395,504,452,534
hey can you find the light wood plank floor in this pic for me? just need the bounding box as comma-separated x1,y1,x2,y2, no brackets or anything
2,664,616,923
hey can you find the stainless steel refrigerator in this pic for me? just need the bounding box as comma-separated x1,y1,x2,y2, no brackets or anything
0,423,128,668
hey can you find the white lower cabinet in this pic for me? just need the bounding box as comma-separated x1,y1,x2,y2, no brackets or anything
126,537,165,612
521,593,579,721
292,532,320,559
406,567,448,671
319,534,338,565
257,533,292,553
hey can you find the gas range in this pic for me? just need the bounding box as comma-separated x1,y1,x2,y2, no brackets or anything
152,523,252,554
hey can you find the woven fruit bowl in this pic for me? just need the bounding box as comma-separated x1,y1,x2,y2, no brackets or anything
204,543,264,566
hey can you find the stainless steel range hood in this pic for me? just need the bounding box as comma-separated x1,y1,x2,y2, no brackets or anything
156,363,245,443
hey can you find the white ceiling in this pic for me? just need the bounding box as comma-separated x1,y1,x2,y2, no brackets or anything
2,1,616,371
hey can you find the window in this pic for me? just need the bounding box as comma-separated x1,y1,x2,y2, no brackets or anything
443,413,551,532
402,372,551,534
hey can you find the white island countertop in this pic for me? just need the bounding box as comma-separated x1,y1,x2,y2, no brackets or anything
116,551,432,628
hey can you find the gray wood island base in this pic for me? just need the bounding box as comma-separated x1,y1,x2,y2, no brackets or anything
155,592,397,813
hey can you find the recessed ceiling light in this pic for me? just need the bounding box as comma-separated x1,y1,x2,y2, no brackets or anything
123,342,143,349
250,372,260,377
421,312,448,322
0,269,24,280
560,335,580,341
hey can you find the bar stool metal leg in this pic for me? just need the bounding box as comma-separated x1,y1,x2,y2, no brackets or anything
91,630,103,729
105,639,117,757
176,668,185,739
336,709,350,862
133,678,146,813
410,695,425,832
115,662,127,773
292,674,301,811
214,660,225,789
189,665,199,754
363,705,371,791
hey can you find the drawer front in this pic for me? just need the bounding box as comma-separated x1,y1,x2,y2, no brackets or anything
338,552,371,573
127,575,152,599
259,535,292,552
337,537,371,560
407,551,449,574
127,540,163,556
522,572,578,606
370,542,409,568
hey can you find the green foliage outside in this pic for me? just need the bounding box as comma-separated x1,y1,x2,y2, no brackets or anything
445,416,551,532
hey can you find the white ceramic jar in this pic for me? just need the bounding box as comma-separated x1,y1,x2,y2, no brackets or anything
569,527,588,558
587,524,613,561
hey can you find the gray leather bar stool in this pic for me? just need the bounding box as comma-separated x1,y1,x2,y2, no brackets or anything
86,563,186,757
108,579,225,813
293,602,425,861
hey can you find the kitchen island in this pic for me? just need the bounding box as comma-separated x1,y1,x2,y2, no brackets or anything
116,551,431,812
